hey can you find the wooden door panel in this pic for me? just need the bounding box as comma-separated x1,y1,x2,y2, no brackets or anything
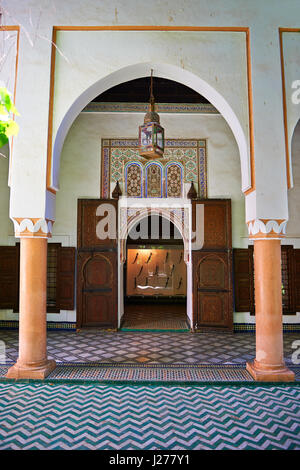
204,205,227,249
84,255,112,289
192,199,231,250
193,252,232,330
197,254,228,290
77,199,118,328
77,199,118,248
77,245,117,328
233,248,253,313
83,292,113,326
197,292,228,326
57,247,75,311
0,246,20,311
192,199,233,331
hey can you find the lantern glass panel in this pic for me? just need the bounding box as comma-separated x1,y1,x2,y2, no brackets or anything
141,125,152,147
152,125,157,146
156,128,164,150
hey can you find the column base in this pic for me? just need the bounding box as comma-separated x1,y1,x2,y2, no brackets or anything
6,359,56,380
246,360,295,382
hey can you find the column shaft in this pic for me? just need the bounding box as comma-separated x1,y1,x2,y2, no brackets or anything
6,238,56,379
246,239,294,381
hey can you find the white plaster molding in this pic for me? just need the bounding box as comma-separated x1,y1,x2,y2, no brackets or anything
12,218,54,238
247,219,287,239
118,198,191,263
52,62,250,193
117,197,193,328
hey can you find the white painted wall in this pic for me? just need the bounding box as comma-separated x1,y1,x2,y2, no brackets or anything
282,32,300,186
0,146,14,245
286,119,300,246
1,0,300,325
2,0,299,225
51,33,250,193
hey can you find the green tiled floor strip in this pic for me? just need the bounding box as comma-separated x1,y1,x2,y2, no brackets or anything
0,383,299,449
119,328,190,332
0,363,299,385
1,321,300,332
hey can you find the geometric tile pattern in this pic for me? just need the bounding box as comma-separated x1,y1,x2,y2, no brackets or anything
46,364,298,383
0,383,299,449
101,139,207,198
166,163,182,197
125,162,143,197
1,363,299,383
121,310,189,331
235,323,300,333
0,363,255,383
0,321,77,330
0,330,299,366
83,102,219,114
1,320,300,333
146,162,162,198
47,363,255,383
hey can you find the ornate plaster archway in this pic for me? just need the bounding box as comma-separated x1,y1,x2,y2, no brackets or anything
51,62,250,194
117,203,194,328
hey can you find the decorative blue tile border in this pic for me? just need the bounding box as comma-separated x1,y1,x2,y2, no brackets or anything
234,323,300,333
1,320,299,333
83,102,219,114
101,138,207,198
0,321,76,331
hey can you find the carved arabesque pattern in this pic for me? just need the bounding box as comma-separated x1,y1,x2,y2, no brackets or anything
166,164,182,197
146,164,162,197
126,164,142,197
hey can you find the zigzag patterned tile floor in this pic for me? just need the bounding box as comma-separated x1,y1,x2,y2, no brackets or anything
0,383,299,450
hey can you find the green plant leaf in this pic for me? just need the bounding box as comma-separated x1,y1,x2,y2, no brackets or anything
3,94,12,112
0,87,19,115
0,122,8,133
0,133,8,148
0,105,8,115
0,88,20,146
5,120,19,137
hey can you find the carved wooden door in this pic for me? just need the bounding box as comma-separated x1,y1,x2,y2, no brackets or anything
193,251,233,330
77,199,118,328
77,251,117,328
192,199,233,331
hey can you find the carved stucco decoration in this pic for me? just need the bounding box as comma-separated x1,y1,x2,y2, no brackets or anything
119,206,191,264
12,218,54,238
247,219,287,239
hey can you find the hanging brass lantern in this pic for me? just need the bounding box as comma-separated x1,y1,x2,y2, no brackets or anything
138,70,165,159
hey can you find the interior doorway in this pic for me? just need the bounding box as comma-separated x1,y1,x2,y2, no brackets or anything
77,199,232,331
121,215,189,331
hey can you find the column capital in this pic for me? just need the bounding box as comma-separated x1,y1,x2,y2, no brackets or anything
247,218,287,240
12,217,54,239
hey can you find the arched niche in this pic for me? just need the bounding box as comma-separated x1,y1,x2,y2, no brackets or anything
51,63,250,194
